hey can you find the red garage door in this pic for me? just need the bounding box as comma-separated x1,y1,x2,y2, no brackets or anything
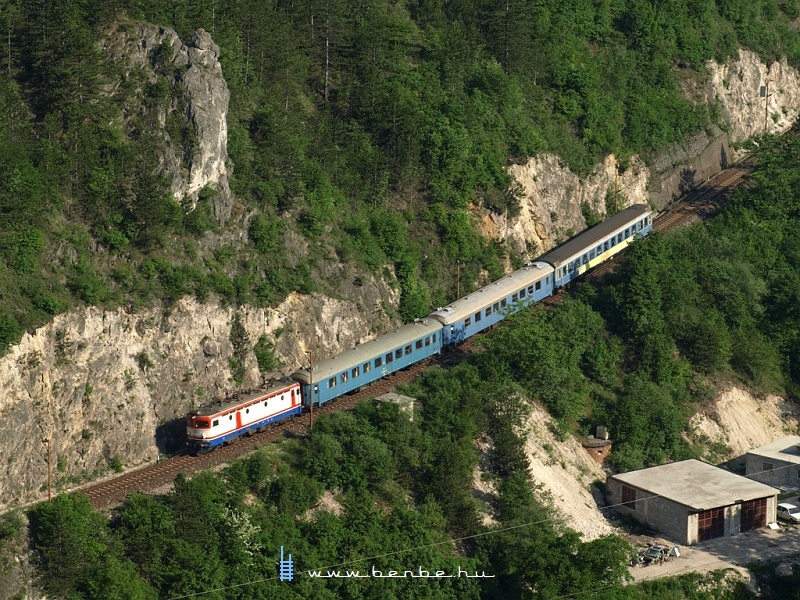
740,498,767,533
698,507,725,542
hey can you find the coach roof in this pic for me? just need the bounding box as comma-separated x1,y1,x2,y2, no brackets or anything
428,261,553,325
292,318,442,383
540,204,651,267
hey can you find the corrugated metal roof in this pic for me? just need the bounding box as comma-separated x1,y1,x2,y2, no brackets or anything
292,319,442,382
540,204,651,267
428,261,553,325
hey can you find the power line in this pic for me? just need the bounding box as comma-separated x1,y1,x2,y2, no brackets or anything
165,451,800,598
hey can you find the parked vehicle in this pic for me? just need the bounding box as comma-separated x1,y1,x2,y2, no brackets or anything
777,503,800,524
631,543,680,567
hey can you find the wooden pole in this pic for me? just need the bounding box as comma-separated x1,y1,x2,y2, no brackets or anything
42,438,52,501
457,261,460,300
309,354,314,433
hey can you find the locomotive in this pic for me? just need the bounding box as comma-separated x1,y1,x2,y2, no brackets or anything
187,204,653,453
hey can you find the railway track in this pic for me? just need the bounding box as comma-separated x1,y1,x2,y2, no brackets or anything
80,154,755,510
82,357,436,509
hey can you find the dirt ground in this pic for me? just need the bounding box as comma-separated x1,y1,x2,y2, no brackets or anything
524,404,614,540
628,523,800,583
689,387,799,461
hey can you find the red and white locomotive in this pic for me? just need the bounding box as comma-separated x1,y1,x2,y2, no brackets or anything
186,380,302,453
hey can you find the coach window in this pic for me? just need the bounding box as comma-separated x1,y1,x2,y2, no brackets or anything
364,362,371,374
263,400,268,407
618,233,623,243
519,288,526,299
535,281,541,291
246,408,250,414
352,367,359,378
528,285,534,294
433,333,437,342
512,293,518,303
589,249,595,259
493,302,499,312
475,311,482,322
465,317,472,327
416,340,423,350
375,356,383,368
501,299,507,308
212,419,219,427
341,372,348,383
425,336,430,347
485,307,492,317
386,352,394,364
229,415,233,421
405,345,412,355
604,241,609,251
395,348,403,359
328,377,336,388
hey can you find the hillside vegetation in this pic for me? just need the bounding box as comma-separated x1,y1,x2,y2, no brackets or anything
7,132,800,598
2,0,800,354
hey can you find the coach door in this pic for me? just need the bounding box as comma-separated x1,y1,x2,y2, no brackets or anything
740,498,767,533
698,507,725,542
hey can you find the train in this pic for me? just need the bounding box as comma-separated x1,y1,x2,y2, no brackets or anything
186,204,653,452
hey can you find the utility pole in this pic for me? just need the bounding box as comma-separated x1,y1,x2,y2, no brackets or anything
308,352,314,433
760,79,773,133
41,437,52,501
457,261,461,300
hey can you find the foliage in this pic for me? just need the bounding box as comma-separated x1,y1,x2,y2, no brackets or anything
228,312,251,386
0,0,798,357
253,333,279,372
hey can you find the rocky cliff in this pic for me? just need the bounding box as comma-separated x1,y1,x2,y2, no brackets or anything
491,49,800,257
0,283,396,512
479,154,649,257
102,21,233,223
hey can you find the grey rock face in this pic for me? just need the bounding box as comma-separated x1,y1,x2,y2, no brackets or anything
102,21,232,223
485,49,800,257
0,284,397,512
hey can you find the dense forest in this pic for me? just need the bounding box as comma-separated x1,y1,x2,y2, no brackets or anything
2,0,800,597
2,132,799,599
2,0,800,354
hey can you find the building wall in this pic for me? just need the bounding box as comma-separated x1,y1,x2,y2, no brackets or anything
606,478,691,545
607,477,778,545
745,454,800,489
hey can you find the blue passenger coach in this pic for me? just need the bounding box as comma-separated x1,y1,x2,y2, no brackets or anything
540,204,653,288
291,318,442,406
429,261,554,345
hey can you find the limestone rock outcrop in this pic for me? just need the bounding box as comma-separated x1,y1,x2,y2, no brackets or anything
0,283,397,512
102,21,232,223
487,49,800,257
708,49,800,142
480,154,648,259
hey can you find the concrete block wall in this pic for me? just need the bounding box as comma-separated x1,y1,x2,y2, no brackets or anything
607,478,691,545
746,455,800,489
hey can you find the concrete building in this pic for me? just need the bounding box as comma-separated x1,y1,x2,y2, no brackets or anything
607,459,778,545
745,436,800,490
